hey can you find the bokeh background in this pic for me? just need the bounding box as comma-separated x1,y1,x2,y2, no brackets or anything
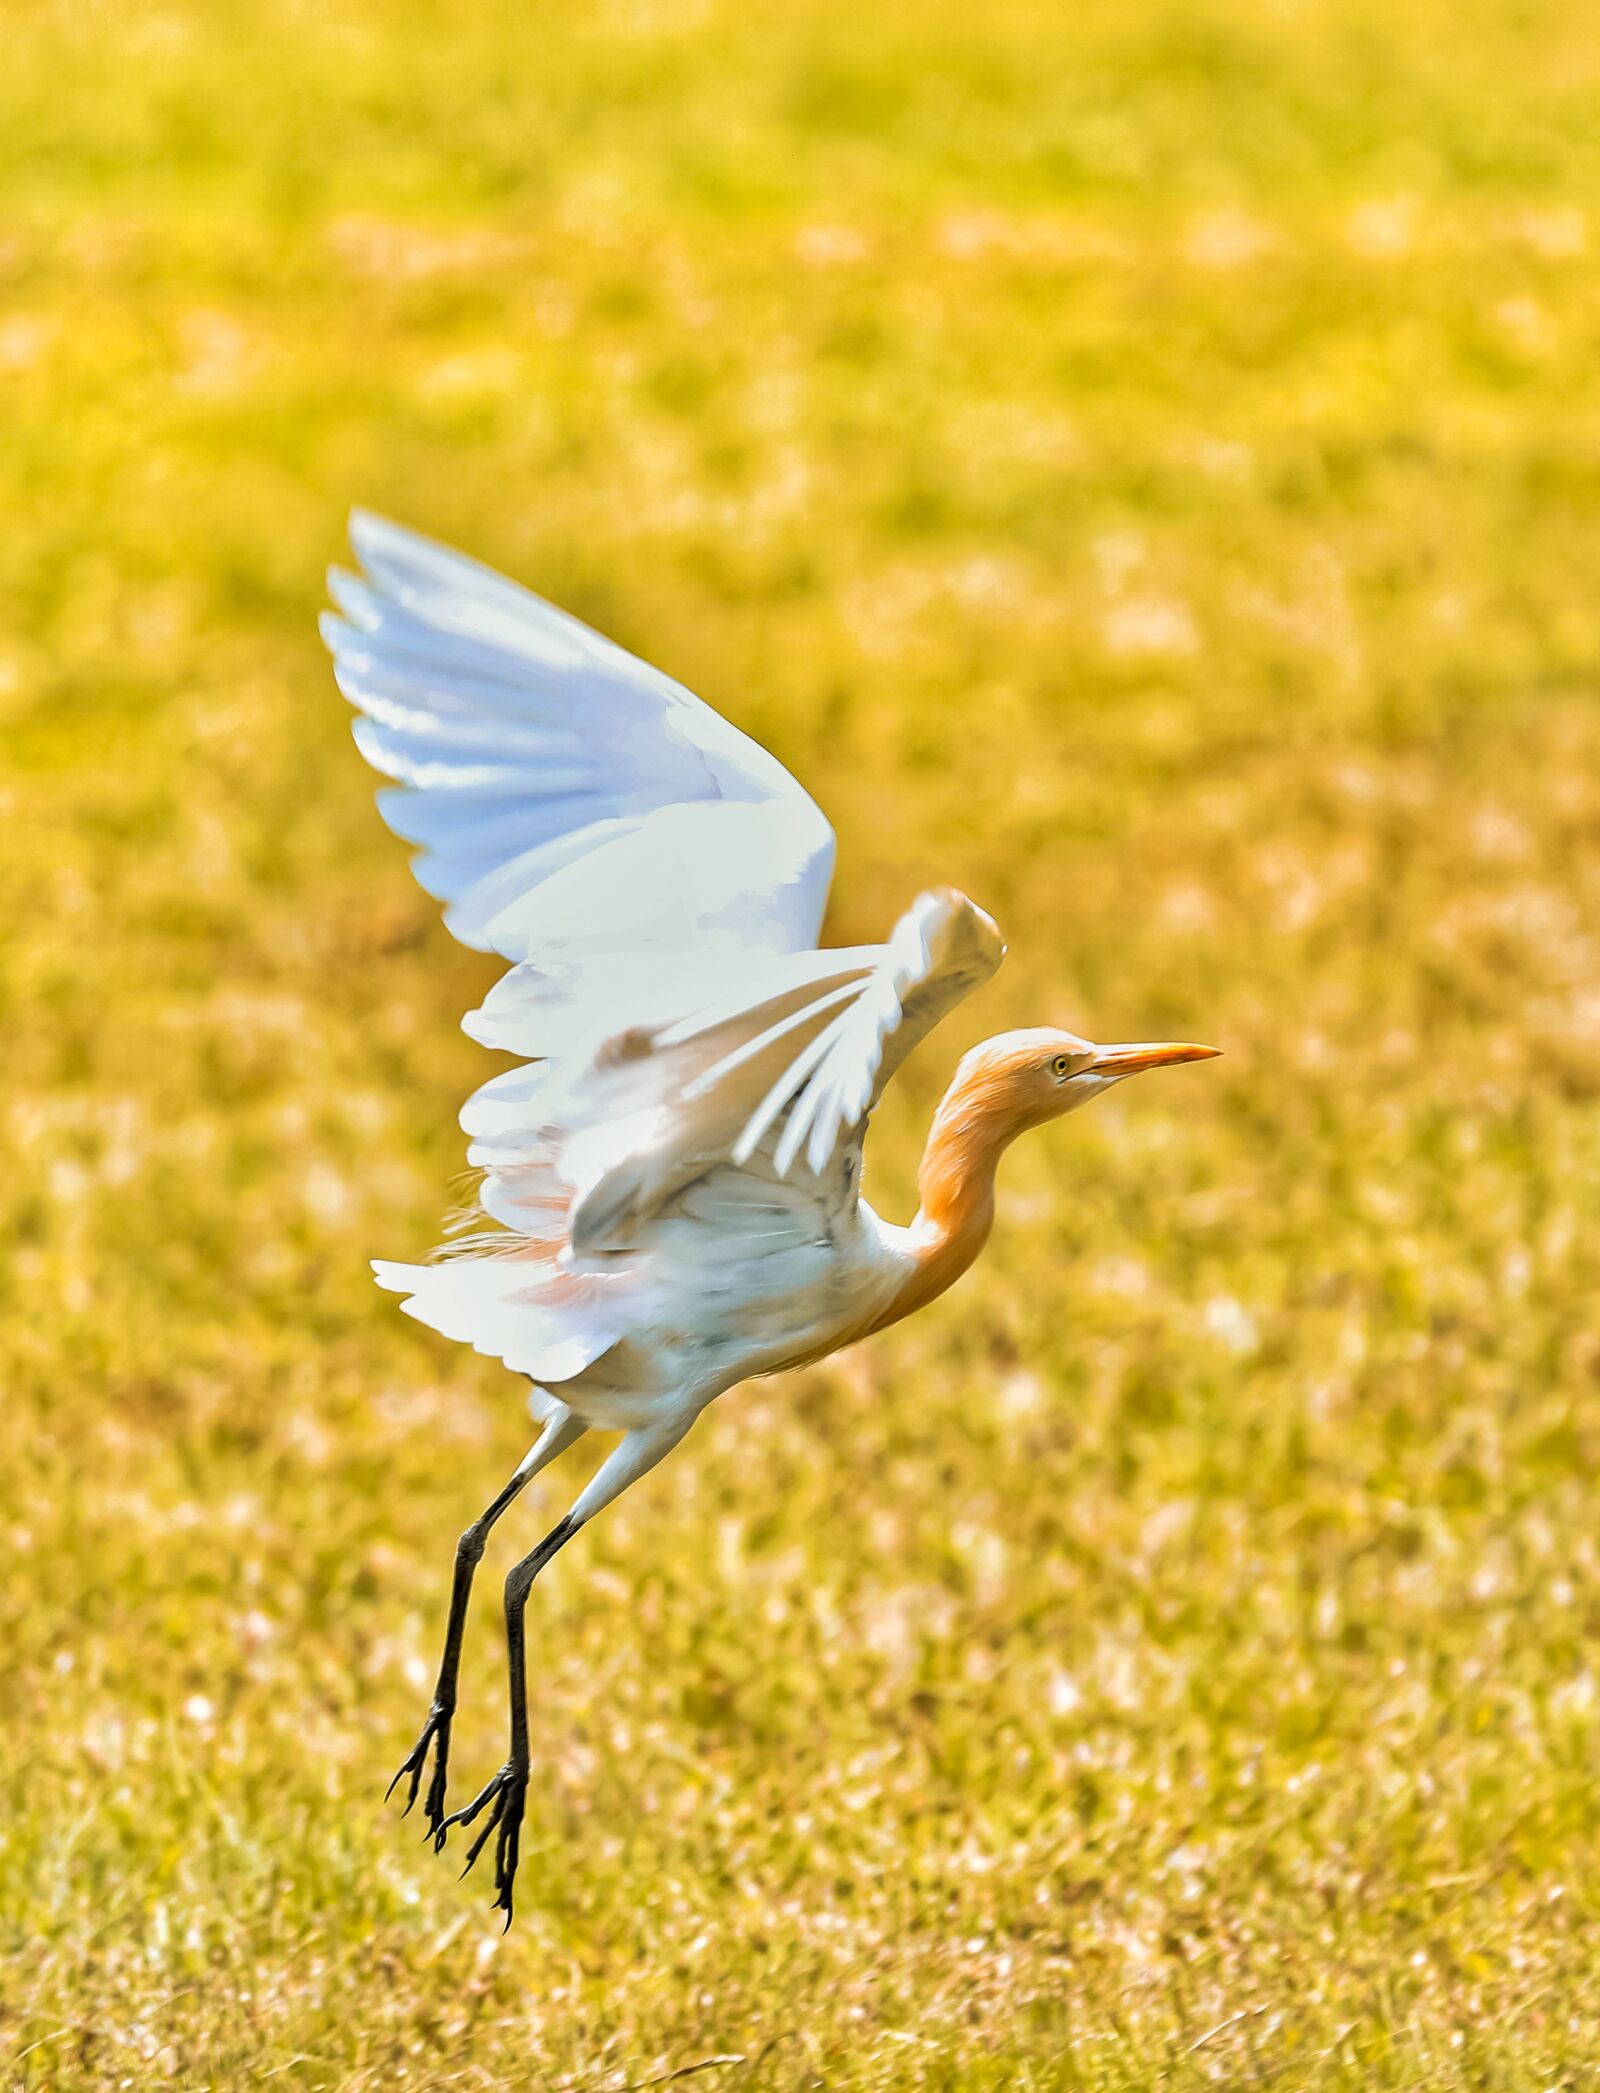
6,0,1600,2085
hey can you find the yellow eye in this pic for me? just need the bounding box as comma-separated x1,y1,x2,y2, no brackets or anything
1050,1053,1074,1079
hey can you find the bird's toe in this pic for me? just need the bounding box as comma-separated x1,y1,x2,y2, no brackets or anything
438,1761,529,1920
386,1702,453,1823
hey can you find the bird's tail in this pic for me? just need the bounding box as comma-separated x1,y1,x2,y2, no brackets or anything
372,1255,621,1386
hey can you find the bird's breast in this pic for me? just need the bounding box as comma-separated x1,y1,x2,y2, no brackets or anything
717,1200,914,1379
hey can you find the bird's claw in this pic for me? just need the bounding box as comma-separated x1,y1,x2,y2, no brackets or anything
437,1760,529,1924
386,1701,454,1846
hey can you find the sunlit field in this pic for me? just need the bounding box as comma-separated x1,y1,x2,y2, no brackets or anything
6,0,1600,2084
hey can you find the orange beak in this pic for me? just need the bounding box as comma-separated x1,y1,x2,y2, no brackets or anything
1088,1040,1221,1076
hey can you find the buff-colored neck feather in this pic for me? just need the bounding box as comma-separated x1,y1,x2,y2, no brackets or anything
868,1058,1031,1334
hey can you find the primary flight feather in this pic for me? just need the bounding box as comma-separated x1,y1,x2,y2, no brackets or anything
323,513,1218,1922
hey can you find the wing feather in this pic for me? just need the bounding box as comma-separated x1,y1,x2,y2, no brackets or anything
491,887,1005,1257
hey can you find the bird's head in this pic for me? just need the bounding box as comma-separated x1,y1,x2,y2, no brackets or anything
948,1025,1221,1139
910,1023,1222,1254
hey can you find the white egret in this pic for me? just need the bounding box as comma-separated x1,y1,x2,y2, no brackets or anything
322,513,1218,1920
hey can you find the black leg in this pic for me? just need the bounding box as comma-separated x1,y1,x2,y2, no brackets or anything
434,1420,693,1925
387,1413,583,1844
436,1510,580,1925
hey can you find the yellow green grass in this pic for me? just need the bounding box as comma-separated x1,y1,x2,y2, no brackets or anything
6,0,1600,2083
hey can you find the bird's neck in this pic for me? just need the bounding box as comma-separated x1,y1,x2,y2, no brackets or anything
868,1064,1025,1334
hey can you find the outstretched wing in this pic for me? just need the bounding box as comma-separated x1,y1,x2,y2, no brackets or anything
464,885,1005,1257
323,511,835,965
327,518,1003,1383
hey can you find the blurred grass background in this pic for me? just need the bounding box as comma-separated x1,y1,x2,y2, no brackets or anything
5,0,1600,2084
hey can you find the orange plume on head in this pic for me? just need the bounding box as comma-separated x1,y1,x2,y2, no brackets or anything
867,1025,1218,1336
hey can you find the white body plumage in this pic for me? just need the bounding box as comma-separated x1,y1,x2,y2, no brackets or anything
384,1166,917,1439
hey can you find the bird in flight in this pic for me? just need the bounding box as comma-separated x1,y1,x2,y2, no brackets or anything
322,514,1218,1922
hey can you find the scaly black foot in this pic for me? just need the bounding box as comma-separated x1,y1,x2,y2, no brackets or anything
385,1701,455,1846
437,1760,529,1925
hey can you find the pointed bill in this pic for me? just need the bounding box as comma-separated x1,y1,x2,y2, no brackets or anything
1089,1040,1221,1075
